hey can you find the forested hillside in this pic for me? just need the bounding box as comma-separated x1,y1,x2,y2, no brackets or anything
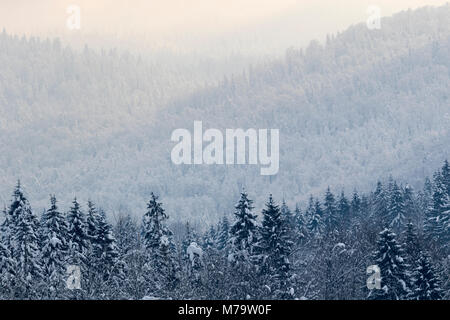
0,160,448,299
1,5,450,224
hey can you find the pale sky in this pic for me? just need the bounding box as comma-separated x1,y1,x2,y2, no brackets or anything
1,0,449,54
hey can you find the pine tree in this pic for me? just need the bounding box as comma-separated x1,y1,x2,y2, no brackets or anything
228,190,258,267
86,201,100,248
66,198,89,270
323,187,338,231
294,204,307,241
0,207,15,298
141,193,180,298
368,229,410,300
203,225,217,251
280,200,295,242
402,222,421,266
216,216,230,251
8,182,43,298
308,198,324,237
40,195,68,297
95,209,119,279
388,181,406,232
227,190,259,299
257,195,294,299
338,191,351,229
351,190,361,218
373,181,389,226
425,171,447,242
409,253,442,300
403,185,418,225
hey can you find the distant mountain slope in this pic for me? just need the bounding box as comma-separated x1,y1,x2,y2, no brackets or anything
1,5,450,224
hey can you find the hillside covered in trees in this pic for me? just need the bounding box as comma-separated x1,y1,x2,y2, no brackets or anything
0,160,448,299
1,5,450,223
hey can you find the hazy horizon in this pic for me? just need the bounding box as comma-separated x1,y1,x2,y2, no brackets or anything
2,0,449,55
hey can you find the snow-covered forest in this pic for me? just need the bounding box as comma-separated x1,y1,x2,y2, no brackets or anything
0,160,448,300
1,2,450,300
1,6,450,223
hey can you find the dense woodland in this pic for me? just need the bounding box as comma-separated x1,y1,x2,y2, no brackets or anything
1,6,450,224
0,160,448,300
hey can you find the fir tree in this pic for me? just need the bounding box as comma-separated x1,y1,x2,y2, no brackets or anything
388,181,406,232
66,198,89,269
228,190,258,267
409,253,442,300
425,171,447,241
216,216,230,251
294,204,307,241
338,191,351,229
373,181,389,226
257,195,294,299
141,193,180,297
308,198,324,237
40,195,68,297
95,209,119,279
8,182,43,297
323,187,338,231
368,229,410,300
351,190,361,218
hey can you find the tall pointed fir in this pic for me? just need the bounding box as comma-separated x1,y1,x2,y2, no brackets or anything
228,190,258,267
338,191,351,230
373,181,389,227
424,171,446,241
8,181,43,298
227,190,258,299
0,207,15,298
280,200,295,243
66,197,89,298
308,198,324,238
351,190,361,218
142,193,180,298
387,181,407,232
257,195,294,299
216,216,230,252
368,229,411,300
41,195,68,297
402,222,422,266
294,204,307,242
323,187,338,232
409,253,442,300
96,210,119,276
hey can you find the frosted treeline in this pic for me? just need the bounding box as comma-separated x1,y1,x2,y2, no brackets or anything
1,5,450,224
0,160,448,300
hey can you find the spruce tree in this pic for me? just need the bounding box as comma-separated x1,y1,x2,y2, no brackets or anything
351,190,361,218
216,216,230,251
8,182,43,297
388,181,406,232
66,198,89,271
368,229,410,300
323,187,338,231
338,191,351,229
41,195,68,297
228,190,258,267
424,171,446,240
257,195,294,299
409,253,442,300
308,199,324,237
0,208,15,298
95,209,119,279
373,181,389,226
141,193,180,297
294,204,307,241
